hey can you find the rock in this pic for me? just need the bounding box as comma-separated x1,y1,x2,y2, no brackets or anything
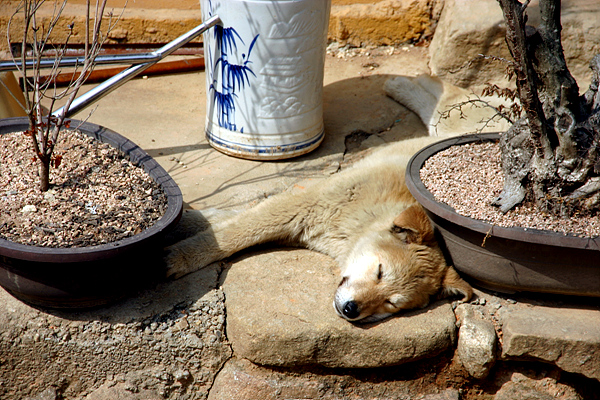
493,372,582,400
0,263,231,400
455,303,497,379
208,358,324,400
222,248,458,368
84,382,162,400
429,0,600,88
422,388,460,400
559,1,600,89
108,28,129,41
428,0,509,88
494,382,556,400
24,387,57,400
498,305,600,381
43,190,57,204
209,357,463,400
21,204,37,213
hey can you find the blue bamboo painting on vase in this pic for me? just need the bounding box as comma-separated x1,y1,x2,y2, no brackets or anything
206,1,259,133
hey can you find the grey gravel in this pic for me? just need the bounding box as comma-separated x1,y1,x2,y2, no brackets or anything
0,129,167,247
420,141,600,238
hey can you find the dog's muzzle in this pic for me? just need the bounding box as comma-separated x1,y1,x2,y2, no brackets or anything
334,299,360,320
340,300,360,319
334,291,361,320
334,277,362,320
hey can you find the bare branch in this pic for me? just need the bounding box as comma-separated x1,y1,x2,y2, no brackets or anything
6,0,126,191
476,53,516,68
435,89,521,135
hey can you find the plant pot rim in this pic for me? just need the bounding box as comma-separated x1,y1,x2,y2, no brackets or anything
405,132,600,251
0,116,183,263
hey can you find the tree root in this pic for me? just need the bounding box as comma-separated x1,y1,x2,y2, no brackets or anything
492,180,526,213
566,177,600,200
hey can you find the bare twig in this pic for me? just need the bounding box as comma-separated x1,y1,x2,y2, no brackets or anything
435,91,521,134
6,0,122,191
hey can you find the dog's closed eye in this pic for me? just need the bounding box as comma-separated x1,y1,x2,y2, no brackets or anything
339,276,349,287
377,263,383,281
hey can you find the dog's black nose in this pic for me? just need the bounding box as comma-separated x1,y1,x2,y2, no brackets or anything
342,301,360,319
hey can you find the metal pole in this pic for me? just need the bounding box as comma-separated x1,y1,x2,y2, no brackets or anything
50,14,221,118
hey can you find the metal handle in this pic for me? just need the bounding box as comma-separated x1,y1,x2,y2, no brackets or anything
1,15,220,118
54,14,221,118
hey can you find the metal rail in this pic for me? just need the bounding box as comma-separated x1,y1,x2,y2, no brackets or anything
0,52,162,72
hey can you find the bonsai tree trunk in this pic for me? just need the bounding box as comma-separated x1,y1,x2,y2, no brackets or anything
7,0,114,192
493,0,600,215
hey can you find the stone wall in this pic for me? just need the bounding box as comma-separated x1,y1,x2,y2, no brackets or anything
328,0,443,46
0,0,441,54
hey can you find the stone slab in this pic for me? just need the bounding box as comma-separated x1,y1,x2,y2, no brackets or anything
493,371,583,400
329,0,443,47
221,248,458,368
0,2,205,53
498,305,600,381
208,357,464,400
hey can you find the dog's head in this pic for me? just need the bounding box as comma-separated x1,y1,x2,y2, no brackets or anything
333,204,472,323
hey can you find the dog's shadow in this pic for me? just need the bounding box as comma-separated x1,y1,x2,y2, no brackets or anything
30,208,218,325
353,298,464,330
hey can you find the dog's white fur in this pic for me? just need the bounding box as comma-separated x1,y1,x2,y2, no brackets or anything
164,74,496,322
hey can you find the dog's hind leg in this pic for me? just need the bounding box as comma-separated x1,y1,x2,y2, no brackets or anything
384,75,441,136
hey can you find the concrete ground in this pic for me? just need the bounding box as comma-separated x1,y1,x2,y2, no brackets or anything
75,45,432,211
2,43,600,400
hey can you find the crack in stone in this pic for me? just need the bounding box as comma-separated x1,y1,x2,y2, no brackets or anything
206,261,234,398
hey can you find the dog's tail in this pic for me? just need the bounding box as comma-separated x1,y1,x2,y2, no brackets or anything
384,75,444,136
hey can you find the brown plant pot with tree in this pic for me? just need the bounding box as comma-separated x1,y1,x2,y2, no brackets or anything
0,1,183,308
406,133,600,297
0,117,183,308
406,0,600,298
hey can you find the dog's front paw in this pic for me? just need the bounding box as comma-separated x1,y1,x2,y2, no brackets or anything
163,244,197,280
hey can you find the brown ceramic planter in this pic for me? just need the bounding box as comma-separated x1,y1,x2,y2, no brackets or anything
0,117,183,309
406,132,600,297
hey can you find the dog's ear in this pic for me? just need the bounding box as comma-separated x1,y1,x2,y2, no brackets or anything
391,204,435,245
439,266,473,302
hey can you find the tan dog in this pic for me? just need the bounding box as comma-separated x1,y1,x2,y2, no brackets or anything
164,136,473,322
